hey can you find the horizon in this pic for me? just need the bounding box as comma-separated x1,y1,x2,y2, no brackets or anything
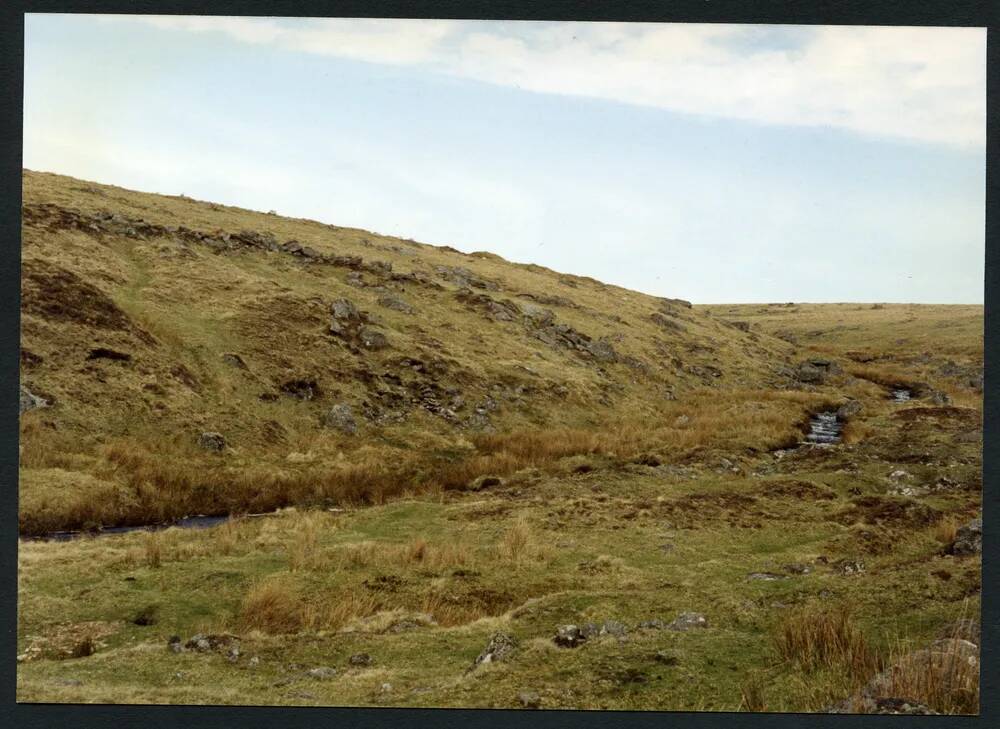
23,15,986,305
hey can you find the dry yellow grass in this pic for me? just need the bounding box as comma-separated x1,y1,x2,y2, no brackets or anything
238,575,305,634
774,604,883,679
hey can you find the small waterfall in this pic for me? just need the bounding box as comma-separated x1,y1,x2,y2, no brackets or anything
805,411,842,445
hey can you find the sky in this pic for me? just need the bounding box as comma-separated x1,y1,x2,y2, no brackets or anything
23,15,986,304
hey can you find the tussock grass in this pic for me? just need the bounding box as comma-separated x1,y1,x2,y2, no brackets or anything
774,604,883,679
874,636,979,715
238,575,305,634
933,516,959,546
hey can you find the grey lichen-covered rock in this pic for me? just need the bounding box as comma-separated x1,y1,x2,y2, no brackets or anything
377,293,414,314
518,691,541,709
305,666,338,680
472,632,518,668
947,518,982,556
197,432,227,452
19,385,48,414
358,326,389,350
667,612,708,631
348,653,373,667
323,404,357,434
331,298,360,321
553,624,588,648
795,362,826,384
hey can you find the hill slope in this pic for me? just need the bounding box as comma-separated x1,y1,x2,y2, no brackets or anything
20,170,806,533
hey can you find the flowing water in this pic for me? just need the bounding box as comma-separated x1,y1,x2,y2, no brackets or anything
27,515,231,543
805,411,842,445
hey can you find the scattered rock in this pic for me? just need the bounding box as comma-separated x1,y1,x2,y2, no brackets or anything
674,415,690,427
747,572,788,581
305,666,338,680
554,624,588,648
467,475,503,492
783,563,812,575
833,559,865,575
348,653,372,667
947,518,982,556
836,400,862,419
667,612,708,631
653,651,679,666
19,385,48,414
936,619,979,646
377,293,414,314
358,326,389,350
599,620,629,638
221,353,248,369
132,604,158,626
197,432,226,452
323,404,358,434
518,691,541,709
473,632,518,668
167,636,183,654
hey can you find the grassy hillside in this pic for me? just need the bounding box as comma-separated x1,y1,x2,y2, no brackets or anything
18,172,982,713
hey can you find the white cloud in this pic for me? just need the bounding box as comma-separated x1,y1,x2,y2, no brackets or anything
95,16,986,149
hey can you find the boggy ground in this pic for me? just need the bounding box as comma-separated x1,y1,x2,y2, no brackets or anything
17,173,982,712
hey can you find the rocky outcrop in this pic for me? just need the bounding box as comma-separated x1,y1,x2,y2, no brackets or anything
323,404,358,434
471,632,518,670
19,385,48,414
946,518,982,556
435,265,500,291
197,432,227,452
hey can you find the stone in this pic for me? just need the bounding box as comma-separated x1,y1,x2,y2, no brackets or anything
520,302,556,327
747,572,788,581
518,691,541,709
783,563,812,575
167,635,183,654
834,559,865,575
947,518,982,556
654,651,679,666
331,298,360,321
600,620,628,637
323,404,357,434
473,632,518,667
306,666,338,680
197,432,226,452
929,390,951,406
19,385,48,414
468,475,502,492
377,294,414,314
667,612,708,631
935,619,979,646
221,353,248,369
836,400,862,419
795,362,826,384
348,653,372,667
674,415,690,427
554,624,588,648
638,619,666,630
358,326,389,350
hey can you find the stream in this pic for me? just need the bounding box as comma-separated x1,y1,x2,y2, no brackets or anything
805,411,842,445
